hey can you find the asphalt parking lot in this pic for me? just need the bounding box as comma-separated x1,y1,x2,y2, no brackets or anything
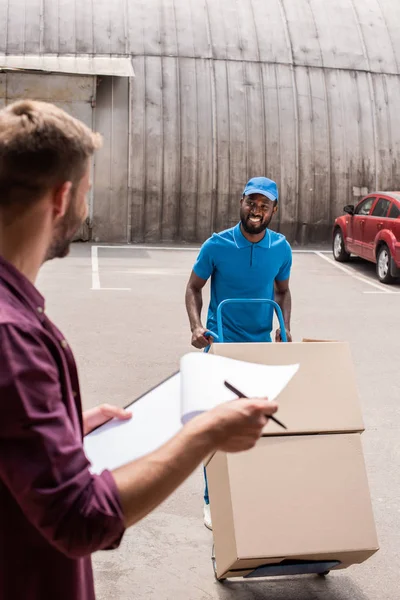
37,243,400,600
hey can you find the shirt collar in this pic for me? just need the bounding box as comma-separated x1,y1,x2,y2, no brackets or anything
233,223,272,249
0,254,46,321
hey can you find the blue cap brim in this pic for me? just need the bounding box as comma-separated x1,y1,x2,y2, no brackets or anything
244,188,278,202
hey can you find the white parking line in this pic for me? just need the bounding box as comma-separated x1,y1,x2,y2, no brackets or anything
115,269,188,276
94,245,198,251
92,244,331,254
91,246,100,290
314,252,397,294
90,246,131,291
363,291,398,295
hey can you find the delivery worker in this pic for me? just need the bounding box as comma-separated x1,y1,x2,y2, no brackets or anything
185,176,293,529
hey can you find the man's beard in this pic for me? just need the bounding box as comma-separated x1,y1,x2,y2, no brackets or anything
45,198,84,261
240,211,272,235
45,231,73,261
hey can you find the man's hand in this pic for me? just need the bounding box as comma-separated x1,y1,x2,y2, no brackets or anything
191,326,211,349
83,404,132,436
193,397,279,453
275,328,292,343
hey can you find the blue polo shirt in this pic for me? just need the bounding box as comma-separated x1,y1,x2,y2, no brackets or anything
193,223,292,342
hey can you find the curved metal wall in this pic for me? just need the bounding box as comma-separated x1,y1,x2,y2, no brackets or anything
2,0,400,242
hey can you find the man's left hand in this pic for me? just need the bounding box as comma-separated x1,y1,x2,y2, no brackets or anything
275,328,292,343
83,404,132,436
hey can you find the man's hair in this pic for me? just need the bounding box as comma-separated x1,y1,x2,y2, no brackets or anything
0,100,102,209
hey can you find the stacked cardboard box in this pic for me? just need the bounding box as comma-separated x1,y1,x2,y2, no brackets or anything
206,341,379,580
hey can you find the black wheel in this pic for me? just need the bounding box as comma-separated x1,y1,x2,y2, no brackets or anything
318,570,330,577
376,244,395,284
333,229,350,262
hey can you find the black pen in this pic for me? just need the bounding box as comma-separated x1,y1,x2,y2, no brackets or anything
224,380,287,430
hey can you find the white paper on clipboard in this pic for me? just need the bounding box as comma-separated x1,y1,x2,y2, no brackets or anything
84,373,181,474
84,353,299,475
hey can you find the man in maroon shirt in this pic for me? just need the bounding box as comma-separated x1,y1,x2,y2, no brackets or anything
0,100,279,600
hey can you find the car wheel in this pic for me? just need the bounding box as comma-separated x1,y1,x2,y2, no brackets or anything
333,229,350,262
376,244,395,284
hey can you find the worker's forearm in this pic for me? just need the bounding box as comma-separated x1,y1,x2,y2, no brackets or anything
112,418,216,528
275,289,292,330
185,286,204,332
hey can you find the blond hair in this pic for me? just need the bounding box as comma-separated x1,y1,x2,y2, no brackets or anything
0,100,102,208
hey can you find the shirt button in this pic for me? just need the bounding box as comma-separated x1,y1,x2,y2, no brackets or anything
37,307,44,314
72,391,77,398
61,340,68,349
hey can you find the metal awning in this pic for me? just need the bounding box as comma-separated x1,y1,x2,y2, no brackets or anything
0,54,134,77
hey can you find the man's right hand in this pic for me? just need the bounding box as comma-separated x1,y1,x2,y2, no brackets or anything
191,326,211,349
192,397,279,453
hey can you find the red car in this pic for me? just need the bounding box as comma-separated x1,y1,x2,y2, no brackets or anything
332,192,400,283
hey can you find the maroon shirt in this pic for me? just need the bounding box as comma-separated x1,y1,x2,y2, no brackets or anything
0,255,125,600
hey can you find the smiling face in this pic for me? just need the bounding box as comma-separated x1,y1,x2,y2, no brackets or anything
240,193,277,235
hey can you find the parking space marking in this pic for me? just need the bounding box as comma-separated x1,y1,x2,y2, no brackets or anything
314,251,398,294
91,246,131,291
363,291,398,295
114,269,187,276
91,245,330,291
92,245,198,252
91,246,100,289
92,245,331,253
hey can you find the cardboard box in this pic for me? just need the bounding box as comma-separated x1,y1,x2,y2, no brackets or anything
208,434,379,579
210,342,364,435
206,342,379,579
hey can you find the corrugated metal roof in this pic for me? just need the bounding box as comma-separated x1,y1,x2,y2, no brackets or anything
1,0,400,74
0,54,134,77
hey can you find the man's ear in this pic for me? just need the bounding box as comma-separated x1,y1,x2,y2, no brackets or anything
51,181,72,219
273,202,278,214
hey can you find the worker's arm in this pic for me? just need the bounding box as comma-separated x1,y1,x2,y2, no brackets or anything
185,270,209,348
113,397,278,527
274,278,292,342
0,323,278,556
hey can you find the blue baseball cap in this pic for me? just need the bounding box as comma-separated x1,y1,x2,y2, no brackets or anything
243,177,279,203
